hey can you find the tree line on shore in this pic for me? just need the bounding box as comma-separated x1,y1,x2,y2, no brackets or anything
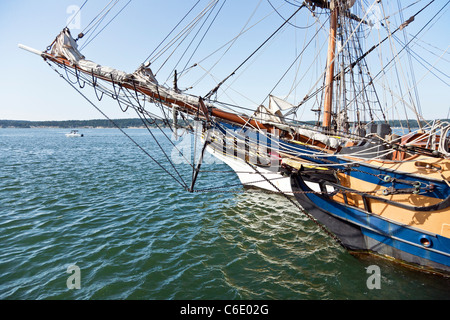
1,118,446,129
0,118,170,128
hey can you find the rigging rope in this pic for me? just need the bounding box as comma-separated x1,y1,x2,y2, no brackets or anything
142,0,202,65
244,161,346,248
150,0,219,75
181,0,274,87
66,0,88,29
204,3,305,99
259,16,327,107
346,0,448,128
80,0,132,50
47,61,189,190
166,0,227,84
46,0,449,187
80,0,118,35
267,0,315,29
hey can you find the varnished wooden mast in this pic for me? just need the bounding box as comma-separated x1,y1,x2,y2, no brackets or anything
322,2,338,129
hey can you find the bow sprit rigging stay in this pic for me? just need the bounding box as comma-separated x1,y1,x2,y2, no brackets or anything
19,0,450,274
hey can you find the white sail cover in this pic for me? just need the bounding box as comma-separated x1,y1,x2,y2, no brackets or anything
254,95,294,125
50,29,85,62
268,95,294,113
51,29,129,82
296,128,341,149
49,29,204,108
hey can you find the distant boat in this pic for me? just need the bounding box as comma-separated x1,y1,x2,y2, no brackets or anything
65,130,83,137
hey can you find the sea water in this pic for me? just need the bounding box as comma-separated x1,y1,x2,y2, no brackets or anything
0,128,449,300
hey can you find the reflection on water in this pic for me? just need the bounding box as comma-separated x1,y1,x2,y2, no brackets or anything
0,128,449,300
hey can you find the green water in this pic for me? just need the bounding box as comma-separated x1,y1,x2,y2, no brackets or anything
0,128,449,300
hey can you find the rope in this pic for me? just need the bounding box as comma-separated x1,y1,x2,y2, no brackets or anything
267,0,315,29
142,0,202,65
80,0,132,50
183,0,275,87
80,0,117,36
151,0,220,75
62,60,196,168
193,185,380,196
134,110,188,187
438,123,450,157
244,161,346,248
204,3,305,99
344,0,447,127
66,0,88,29
47,60,189,190
168,0,227,84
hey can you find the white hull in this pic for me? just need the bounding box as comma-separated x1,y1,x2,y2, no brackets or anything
206,145,319,196
201,126,328,196
65,130,83,137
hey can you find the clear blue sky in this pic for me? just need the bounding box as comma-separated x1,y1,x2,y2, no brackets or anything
1,0,449,121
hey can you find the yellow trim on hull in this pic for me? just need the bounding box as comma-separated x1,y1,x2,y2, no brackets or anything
344,154,450,182
334,172,450,237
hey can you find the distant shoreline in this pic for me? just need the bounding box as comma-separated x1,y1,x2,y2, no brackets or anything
0,118,169,129
1,118,446,129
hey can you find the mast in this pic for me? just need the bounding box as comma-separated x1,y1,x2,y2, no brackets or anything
322,1,338,130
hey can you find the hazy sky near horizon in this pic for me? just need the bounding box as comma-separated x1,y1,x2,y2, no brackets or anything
0,0,449,122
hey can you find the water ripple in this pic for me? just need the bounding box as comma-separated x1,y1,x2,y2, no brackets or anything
1,128,449,300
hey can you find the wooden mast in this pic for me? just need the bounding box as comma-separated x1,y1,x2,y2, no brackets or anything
322,1,338,129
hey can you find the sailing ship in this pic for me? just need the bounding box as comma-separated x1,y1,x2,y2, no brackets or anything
20,0,450,274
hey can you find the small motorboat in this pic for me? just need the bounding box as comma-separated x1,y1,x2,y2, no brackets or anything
65,130,84,137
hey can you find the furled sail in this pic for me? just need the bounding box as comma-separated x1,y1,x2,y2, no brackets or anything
50,29,85,62
50,29,206,114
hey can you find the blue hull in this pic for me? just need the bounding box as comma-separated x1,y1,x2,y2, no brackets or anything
215,121,450,273
291,173,450,274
